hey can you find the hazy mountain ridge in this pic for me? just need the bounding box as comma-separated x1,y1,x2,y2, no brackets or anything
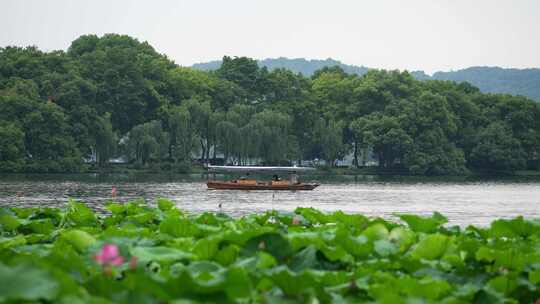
192,57,369,76
192,58,540,101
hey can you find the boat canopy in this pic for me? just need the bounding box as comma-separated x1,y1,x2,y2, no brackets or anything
206,165,316,173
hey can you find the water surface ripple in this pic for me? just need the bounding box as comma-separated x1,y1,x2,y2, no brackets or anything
0,174,539,226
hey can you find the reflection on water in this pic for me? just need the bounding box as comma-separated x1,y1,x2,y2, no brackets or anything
0,173,539,226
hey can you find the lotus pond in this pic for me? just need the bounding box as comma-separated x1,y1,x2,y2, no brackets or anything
0,200,539,303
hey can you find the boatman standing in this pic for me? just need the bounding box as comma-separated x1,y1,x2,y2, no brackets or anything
289,171,299,184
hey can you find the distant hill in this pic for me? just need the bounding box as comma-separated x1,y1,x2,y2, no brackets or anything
429,67,540,101
192,57,369,77
192,58,540,101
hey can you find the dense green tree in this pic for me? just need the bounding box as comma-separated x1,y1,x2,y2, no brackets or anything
0,123,25,172
469,122,527,171
351,114,412,169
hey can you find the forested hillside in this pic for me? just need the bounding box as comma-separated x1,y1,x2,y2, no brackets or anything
194,58,540,101
430,67,540,101
1,34,539,174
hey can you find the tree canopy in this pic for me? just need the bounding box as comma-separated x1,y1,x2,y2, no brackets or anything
1,34,539,174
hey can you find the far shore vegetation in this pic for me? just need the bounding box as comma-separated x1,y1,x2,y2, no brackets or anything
1,34,539,176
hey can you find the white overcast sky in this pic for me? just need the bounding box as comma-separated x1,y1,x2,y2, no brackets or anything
1,0,539,74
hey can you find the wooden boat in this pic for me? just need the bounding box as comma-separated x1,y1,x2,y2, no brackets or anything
205,165,319,190
207,179,320,191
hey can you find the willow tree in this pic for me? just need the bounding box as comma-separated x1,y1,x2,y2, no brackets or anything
125,120,168,165
215,120,239,164
313,118,345,166
248,110,296,165
168,106,197,163
94,113,117,167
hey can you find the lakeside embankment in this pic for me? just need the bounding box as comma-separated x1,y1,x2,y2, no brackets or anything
79,163,540,177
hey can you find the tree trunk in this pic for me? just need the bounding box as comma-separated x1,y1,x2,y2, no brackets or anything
200,139,206,163
205,139,211,163
353,140,358,168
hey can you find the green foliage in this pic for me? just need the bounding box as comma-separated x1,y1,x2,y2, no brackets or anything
59,229,97,252
0,262,59,302
1,35,539,174
1,202,539,302
398,212,448,233
470,122,527,170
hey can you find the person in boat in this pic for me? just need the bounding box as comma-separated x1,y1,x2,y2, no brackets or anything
289,171,299,184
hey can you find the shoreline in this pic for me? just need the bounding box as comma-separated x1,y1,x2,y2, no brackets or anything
2,164,540,178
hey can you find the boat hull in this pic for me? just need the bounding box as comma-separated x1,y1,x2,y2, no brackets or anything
207,180,319,191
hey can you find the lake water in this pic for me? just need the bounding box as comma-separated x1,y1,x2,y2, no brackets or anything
0,174,539,226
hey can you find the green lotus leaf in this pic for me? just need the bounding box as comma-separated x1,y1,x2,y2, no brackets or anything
21,218,55,234
59,229,97,252
124,212,156,225
0,212,22,231
157,198,175,211
187,261,225,275
225,266,252,300
0,262,59,302
389,227,416,252
398,212,448,233
193,237,219,260
214,244,240,266
411,233,450,260
195,223,222,237
105,203,125,215
294,207,330,225
255,251,278,269
488,216,540,239
475,247,527,271
290,245,318,272
12,244,53,257
361,223,389,241
265,266,318,296
396,276,452,300
487,275,518,296
287,231,325,251
374,239,398,257
159,216,198,237
328,210,368,229
0,235,27,249
102,225,153,238
131,246,195,263
11,207,37,219
451,283,481,301
334,227,373,259
318,244,352,263
195,212,230,226
65,201,97,227
241,232,292,262
529,268,540,284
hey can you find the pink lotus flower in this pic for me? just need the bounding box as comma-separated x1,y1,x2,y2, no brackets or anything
292,216,301,225
94,244,124,266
